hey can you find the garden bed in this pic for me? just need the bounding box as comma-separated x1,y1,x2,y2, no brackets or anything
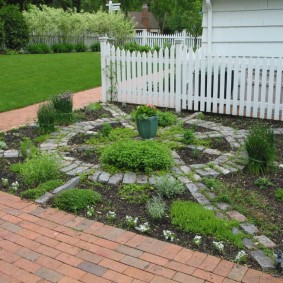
1,102,283,276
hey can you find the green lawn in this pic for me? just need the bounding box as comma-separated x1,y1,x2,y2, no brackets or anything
0,52,101,112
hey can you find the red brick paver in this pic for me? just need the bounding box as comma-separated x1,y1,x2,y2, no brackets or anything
0,87,102,131
0,191,282,283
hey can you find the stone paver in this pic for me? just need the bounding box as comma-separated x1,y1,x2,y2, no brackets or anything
0,191,282,283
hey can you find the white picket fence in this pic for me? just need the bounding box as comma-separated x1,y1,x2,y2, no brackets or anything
100,38,283,121
130,30,202,50
29,30,201,50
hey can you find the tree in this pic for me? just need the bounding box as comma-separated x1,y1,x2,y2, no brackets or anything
0,5,29,49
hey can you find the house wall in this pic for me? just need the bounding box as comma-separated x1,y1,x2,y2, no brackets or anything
202,0,283,57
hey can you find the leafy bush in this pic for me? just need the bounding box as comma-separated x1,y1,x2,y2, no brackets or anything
171,201,244,247
51,43,73,53
19,137,39,157
154,175,185,198
54,188,102,213
52,92,73,124
90,42,100,52
21,179,64,200
17,153,61,186
156,110,178,127
146,196,165,220
245,123,276,174
87,102,101,112
0,5,29,50
99,123,112,137
108,127,136,141
123,42,140,52
0,18,4,49
27,43,51,54
37,103,55,134
119,184,152,204
183,129,196,144
74,42,87,52
101,140,173,173
275,188,283,202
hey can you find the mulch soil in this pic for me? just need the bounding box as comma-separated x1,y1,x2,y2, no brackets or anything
1,103,283,275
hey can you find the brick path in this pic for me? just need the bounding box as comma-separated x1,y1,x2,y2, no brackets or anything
0,191,282,283
0,87,102,132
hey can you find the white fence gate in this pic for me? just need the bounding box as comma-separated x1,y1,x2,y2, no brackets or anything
100,38,283,121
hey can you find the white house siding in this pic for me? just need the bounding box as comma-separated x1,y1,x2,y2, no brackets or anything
202,0,283,57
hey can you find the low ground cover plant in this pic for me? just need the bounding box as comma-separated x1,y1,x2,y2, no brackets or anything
171,200,244,247
154,175,185,198
119,184,153,204
54,188,102,213
275,188,283,202
156,110,178,127
101,140,173,173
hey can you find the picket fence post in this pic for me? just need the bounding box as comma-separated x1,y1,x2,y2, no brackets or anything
175,39,184,113
99,37,108,102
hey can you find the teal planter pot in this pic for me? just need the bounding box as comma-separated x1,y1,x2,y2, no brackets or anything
136,116,158,139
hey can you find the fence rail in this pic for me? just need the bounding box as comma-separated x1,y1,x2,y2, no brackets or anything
100,39,283,121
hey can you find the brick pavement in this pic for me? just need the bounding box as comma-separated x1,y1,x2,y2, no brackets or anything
0,191,282,283
0,87,102,132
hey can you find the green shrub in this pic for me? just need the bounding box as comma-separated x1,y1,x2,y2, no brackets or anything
99,123,112,137
254,177,273,189
0,5,29,50
245,123,276,174
146,196,165,220
171,201,244,247
37,103,55,134
119,184,152,204
101,140,173,173
139,45,151,53
52,92,73,124
27,43,51,54
123,42,140,52
74,42,87,52
154,175,185,198
156,110,178,127
90,42,100,52
51,43,73,53
0,18,4,49
275,188,283,202
17,153,61,186
183,129,196,144
54,188,102,213
108,127,136,141
20,179,64,200
19,137,39,157
87,102,101,112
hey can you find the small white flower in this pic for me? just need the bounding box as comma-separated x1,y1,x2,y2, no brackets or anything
135,222,150,234
86,205,95,218
10,181,19,191
213,241,224,253
235,250,247,263
125,215,138,227
1,178,9,187
193,235,202,246
106,211,116,220
163,230,176,242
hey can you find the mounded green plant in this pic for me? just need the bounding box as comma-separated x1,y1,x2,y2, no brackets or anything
245,123,276,174
54,188,102,213
154,175,185,198
87,102,101,112
119,184,153,204
37,103,55,134
52,92,73,124
20,179,64,200
74,42,87,52
19,137,39,158
51,43,73,53
27,43,51,54
99,123,112,137
0,140,7,150
17,152,61,186
101,140,173,173
183,129,196,144
275,188,283,202
90,42,100,52
171,201,244,247
146,196,165,220
108,127,136,141
156,110,177,127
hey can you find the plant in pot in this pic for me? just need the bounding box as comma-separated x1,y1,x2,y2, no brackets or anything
131,104,158,139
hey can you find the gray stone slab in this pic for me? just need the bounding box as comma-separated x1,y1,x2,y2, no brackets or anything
192,192,210,205
108,173,124,185
88,170,102,182
66,166,89,176
240,223,259,235
171,167,182,174
172,151,181,159
242,238,257,250
123,173,137,184
213,165,231,175
0,150,4,157
227,211,247,222
232,227,241,235
180,165,191,174
217,202,231,211
35,192,53,205
254,235,276,248
250,250,275,271
148,176,157,185
177,176,191,184
195,169,212,177
61,163,79,173
204,148,221,155
174,159,185,166
136,175,148,184
206,192,216,200
98,172,111,183
52,177,80,195
4,150,19,158
186,183,199,194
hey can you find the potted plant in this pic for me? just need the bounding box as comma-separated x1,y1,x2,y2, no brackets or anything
131,104,158,139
